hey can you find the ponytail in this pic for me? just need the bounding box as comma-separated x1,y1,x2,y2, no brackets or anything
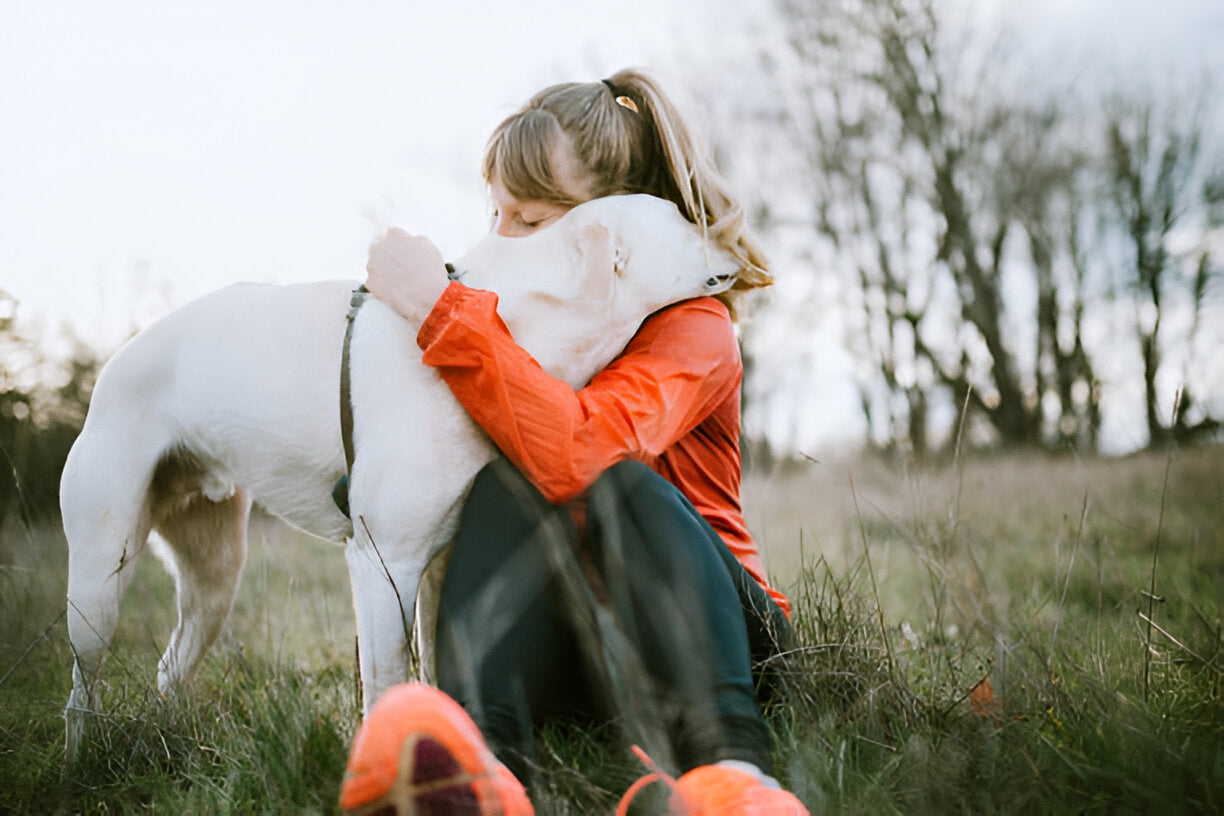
603,69,771,299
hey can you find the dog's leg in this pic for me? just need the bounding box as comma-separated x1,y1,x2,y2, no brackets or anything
344,532,424,712
153,487,251,695
413,542,452,685
61,436,157,763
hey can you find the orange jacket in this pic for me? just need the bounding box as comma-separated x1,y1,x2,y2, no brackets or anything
417,281,791,618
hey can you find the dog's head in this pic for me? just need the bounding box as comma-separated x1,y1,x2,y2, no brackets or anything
450,195,740,386
454,194,738,306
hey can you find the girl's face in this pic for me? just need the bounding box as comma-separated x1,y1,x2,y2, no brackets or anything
490,139,592,237
490,182,574,237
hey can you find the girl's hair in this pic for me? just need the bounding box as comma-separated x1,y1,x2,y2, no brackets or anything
482,68,771,310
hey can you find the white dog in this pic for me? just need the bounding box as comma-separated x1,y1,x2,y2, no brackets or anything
60,194,738,758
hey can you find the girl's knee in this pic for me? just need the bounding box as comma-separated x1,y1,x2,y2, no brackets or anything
467,458,551,517
592,460,682,515
471,457,530,499
588,460,713,569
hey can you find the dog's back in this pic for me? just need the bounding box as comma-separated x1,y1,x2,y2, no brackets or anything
69,279,357,538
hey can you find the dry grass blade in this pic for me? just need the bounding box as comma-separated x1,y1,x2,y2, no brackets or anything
847,470,897,688
1142,390,1180,702
1048,493,1088,683
1136,611,1222,675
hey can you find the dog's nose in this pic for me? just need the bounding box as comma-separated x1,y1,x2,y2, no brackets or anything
445,263,458,281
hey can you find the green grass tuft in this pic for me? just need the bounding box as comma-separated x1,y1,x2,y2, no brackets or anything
1,448,1220,813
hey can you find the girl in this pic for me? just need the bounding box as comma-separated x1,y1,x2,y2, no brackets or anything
341,69,806,815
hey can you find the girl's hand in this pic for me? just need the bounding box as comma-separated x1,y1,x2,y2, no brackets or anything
364,228,451,325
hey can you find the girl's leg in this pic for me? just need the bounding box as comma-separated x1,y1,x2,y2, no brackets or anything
434,458,594,782
436,457,792,779
585,460,790,774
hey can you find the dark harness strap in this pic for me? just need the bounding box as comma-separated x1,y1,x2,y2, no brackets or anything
333,285,368,518
340,285,368,476
335,265,455,517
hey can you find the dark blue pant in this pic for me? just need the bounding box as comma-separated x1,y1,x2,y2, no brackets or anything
434,458,791,782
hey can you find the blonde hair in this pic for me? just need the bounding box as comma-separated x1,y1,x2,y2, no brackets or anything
482,68,771,312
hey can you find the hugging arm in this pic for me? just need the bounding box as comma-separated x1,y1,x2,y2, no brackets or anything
417,283,740,504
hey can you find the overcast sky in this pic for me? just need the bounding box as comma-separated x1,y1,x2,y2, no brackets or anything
2,0,1221,452
0,0,733,350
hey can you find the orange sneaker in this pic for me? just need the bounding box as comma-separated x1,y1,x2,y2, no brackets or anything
617,747,808,816
340,682,534,815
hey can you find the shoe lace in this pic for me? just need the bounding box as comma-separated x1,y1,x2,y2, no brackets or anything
616,745,684,816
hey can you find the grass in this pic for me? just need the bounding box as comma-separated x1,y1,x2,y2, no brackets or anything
1,447,1221,813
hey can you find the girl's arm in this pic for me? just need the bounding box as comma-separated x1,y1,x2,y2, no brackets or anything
418,282,740,503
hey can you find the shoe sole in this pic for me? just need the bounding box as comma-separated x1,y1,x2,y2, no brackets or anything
344,732,487,815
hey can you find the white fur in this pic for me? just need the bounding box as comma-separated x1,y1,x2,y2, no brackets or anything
59,194,738,759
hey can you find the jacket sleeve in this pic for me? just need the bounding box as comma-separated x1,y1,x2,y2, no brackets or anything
416,281,740,504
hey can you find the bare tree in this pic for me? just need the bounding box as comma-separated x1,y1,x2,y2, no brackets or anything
1000,108,1102,449
1101,92,1221,446
773,0,1106,453
702,0,1221,456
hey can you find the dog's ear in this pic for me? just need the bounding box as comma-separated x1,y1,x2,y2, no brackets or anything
575,221,616,301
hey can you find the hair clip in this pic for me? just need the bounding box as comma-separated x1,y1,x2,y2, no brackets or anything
601,78,639,114
614,95,639,114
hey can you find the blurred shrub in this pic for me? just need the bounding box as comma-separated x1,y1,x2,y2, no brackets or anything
0,291,102,523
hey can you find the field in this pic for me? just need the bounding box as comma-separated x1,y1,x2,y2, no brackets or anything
1,447,1220,813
